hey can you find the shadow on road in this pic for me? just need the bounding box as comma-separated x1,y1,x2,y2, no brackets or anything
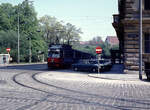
101,64,124,74
0,63,125,74
0,63,80,73
0,63,49,71
2,63,149,83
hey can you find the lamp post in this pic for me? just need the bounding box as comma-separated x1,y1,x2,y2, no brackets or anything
17,6,20,63
139,0,143,80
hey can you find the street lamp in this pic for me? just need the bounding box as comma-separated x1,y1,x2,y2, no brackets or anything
17,0,35,63
17,6,20,63
139,0,143,80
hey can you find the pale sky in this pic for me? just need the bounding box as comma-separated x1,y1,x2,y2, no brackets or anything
1,0,118,41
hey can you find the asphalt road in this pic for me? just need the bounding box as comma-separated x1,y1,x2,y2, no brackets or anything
0,64,150,110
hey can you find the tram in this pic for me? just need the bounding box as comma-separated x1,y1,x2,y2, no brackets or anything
47,44,94,68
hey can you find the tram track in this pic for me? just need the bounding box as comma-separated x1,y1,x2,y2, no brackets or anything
12,70,92,99
12,71,49,94
12,71,139,110
1,65,150,110
12,70,95,96
11,71,55,110
12,71,101,108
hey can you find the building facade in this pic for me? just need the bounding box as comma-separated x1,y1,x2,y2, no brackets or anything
113,0,150,73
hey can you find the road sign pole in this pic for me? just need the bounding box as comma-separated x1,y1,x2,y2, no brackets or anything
98,54,101,74
96,46,102,74
17,10,20,64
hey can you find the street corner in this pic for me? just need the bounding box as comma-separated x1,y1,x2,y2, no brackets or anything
88,73,148,82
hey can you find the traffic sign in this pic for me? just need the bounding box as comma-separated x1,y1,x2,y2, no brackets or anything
6,48,11,52
96,46,102,54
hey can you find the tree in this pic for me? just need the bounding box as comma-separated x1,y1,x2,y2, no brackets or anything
0,3,14,31
64,23,82,45
0,30,28,62
0,1,47,62
0,1,83,62
17,0,38,34
17,0,47,62
39,15,82,45
39,15,61,44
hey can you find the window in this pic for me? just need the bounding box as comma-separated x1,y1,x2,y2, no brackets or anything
144,33,150,53
145,63,150,73
48,51,60,58
145,0,150,10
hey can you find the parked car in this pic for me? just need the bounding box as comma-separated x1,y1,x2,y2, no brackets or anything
72,59,112,73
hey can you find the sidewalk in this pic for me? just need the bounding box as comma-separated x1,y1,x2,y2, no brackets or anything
0,62,47,66
88,74,147,81
88,64,147,81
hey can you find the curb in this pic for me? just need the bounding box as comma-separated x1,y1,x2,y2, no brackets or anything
88,74,147,81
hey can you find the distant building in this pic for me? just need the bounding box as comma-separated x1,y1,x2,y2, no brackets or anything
105,36,119,46
79,41,90,45
80,37,104,45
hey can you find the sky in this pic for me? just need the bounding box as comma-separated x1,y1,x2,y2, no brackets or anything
1,0,118,41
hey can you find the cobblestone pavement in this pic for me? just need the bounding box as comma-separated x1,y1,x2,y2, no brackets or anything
0,64,150,110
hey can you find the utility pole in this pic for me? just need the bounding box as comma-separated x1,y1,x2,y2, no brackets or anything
139,0,143,80
17,8,20,63
29,37,32,63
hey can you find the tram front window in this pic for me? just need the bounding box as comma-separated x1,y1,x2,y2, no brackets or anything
49,51,60,58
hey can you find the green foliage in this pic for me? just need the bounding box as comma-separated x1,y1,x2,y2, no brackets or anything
73,45,96,55
73,36,119,58
112,45,119,50
0,30,20,61
39,15,82,45
18,1,38,34
1,0,114,62
0,1,82,63
31,36,48,62
0,1,47,63
0,3,14,31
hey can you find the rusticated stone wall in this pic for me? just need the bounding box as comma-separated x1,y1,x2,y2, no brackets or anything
113,0,150,73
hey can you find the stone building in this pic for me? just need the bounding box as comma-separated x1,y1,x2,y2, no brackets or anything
113,0,150,73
